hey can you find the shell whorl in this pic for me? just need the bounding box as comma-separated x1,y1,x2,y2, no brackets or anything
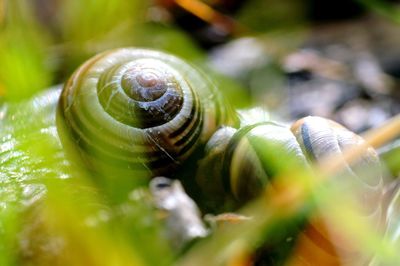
198,116,383,206
198,116,384,263
289,117,384,263
291,116,383,216
196,121,309,206
57,48,237,177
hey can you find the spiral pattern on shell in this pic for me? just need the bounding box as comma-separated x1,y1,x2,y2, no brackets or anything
57,48,237,177
198,116,383,206
289,116,383,264
197,116,384,263
291,116,383,217
197,121,309,205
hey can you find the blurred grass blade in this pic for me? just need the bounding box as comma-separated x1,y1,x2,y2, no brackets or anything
358,0,400,23
0,0,53,101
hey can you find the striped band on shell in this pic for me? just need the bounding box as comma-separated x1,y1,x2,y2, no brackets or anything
57,48,237,178
197,116,383,264
196,121,309,206
290,116,383,264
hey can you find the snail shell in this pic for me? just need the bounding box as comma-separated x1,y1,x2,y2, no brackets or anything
198,116,382,205
291,116,383,215
289,116,383,265
57,48,237,179
196,121,309,208
197,116,384,263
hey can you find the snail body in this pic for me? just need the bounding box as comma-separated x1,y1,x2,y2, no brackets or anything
57,48,238,180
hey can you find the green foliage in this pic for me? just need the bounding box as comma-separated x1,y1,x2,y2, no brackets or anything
0,0,53,101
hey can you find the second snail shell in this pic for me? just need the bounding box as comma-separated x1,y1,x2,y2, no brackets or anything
57,48,237,179
196,115,384,264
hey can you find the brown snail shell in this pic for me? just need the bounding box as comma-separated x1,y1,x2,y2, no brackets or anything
57,48,237,179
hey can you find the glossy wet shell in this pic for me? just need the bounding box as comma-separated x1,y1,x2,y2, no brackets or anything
198,116,384,263
57,48,237,178
197,121,309,206
290,116,384,264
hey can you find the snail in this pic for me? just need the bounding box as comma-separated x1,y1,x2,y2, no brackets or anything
56,48,238,181
0,47,389,265
196,115,384,264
